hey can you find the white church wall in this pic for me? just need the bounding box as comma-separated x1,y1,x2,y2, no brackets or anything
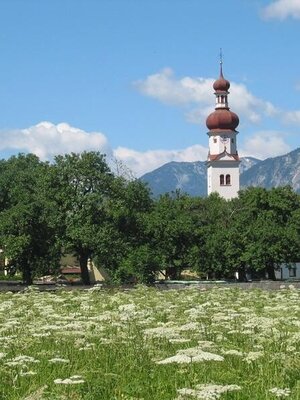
208,161,240,200
208,132,238,155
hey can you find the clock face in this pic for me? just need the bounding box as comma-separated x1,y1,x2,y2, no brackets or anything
220,135,229,143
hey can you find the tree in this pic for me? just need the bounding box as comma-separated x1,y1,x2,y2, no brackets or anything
231,186,300,280
144,192,197,279
114,244,161,284
51,152,114,285
94,178,154,282
0,154,61,284
187,193,231,279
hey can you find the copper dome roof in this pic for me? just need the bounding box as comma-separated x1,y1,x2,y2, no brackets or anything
213,75,230,92
213,63,230,92
206,109,239,131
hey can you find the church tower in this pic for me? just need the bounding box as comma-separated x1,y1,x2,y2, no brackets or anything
206,58,240,200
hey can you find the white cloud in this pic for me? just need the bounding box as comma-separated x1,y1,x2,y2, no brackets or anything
135,68,278,125
240,131,291,160
229,83,278,123
134,68,214,106
262,0,300,20
281,110,300,124
186,106,215,125
0,121,208,177
0,121,110,160
0,121,293,178
114,132,292,176
113,144,208,177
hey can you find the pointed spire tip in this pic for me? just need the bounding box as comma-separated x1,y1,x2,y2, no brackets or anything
219,48,223,77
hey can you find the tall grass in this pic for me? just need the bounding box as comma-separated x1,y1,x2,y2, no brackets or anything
0,285,299,399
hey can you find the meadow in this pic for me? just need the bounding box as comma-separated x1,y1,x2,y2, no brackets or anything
0,285,299,400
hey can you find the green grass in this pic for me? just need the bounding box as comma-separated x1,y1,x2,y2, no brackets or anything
0,285,299,399
0,274,22,281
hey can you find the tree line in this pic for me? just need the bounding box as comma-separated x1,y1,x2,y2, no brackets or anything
0,151,299,284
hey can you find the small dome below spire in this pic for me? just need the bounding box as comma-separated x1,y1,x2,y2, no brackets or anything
213,63,230,92
213,75,230,92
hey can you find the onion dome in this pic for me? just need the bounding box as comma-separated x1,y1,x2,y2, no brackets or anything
213,72,230,92
206,109,239,131
206,59,239,131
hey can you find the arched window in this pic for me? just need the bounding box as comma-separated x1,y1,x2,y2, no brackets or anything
226,174,231,185
220,174,224,185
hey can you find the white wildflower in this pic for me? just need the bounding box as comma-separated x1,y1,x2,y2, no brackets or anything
99,338,114,344
156,354,193,364
156,348,224,364
54,375,85,384
5,355,40,366
177,322,201,331
79,342,95,351
20,370,37,376
118,304,136,312
32,332,51,338
197,341,215,349
143,326,181,340
243,351,264,363
269,387,291,397
169,338,191,344
222,349,244,357
176,388,199,399
176,384,241,399
49,357,70,363
215,334,224,342
22,385,48,400
88,283,103,291
286,345,296,353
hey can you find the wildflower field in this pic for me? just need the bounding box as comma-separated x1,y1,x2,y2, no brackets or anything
0,286,299,400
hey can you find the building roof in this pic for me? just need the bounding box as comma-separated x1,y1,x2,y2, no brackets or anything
213,63,230,92
61,267,81,275
208,150,240,162
206,109,239,131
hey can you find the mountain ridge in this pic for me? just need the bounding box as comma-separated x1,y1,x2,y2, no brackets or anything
140,148,300,197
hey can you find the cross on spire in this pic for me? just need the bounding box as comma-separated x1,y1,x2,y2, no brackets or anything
219,48,223,77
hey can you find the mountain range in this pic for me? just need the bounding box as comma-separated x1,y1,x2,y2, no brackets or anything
140,148,300,197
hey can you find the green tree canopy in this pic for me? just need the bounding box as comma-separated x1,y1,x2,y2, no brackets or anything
0,154,61,284
228,186,300,280
50,151,114,284
144,192,200,279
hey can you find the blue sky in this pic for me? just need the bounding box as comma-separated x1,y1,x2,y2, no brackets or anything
0,0,299,175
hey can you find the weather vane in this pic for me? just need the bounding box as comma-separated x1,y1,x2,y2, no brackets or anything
219,48,223,66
